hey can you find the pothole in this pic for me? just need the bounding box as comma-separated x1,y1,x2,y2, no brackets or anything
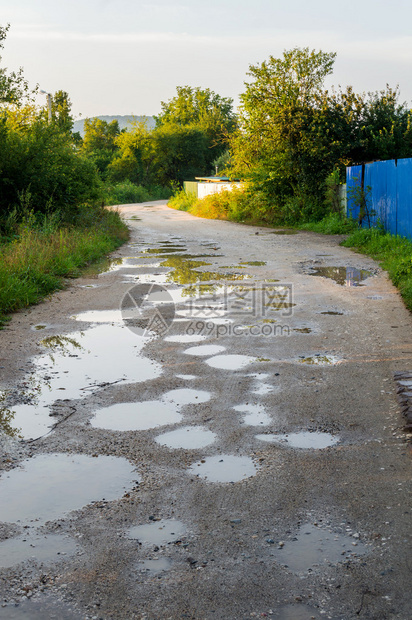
188,455,258,483
297,355,341,366
0,454,138,526
155,426,217,449
0,532,78,568
233,404,271,426
9,324,162,440
205,355,255,371
308,266,372,286
273,523,367,573
256,431,339,449
127,519,187,545
90,400,182,432
135,557,173,574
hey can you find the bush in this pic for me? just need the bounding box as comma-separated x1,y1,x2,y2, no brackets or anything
103,181,171,206
168,189,198,211
299,213,358,235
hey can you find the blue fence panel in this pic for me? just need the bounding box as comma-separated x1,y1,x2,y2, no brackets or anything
347,157,412,239
396,158,412,239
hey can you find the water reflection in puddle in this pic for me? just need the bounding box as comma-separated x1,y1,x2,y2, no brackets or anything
0,532,78,568
0,454,138,525
175,374,197,380
188,455,258,483
256,431,339,449
165,334,207,343
128,519,187,545
184,345,226,357
205,355,255,371
10,324,162,440
273,523,366,572
297,355,340,366
309,266,372,286
162,389,211,406
233,404,271,426
155,426,216,449
135,557,172,574
320,311,344,316
91,401,182,431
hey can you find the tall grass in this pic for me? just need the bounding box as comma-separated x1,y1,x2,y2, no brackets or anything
0,206,128,326
342,227,412,311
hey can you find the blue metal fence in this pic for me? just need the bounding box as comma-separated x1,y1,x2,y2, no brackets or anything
346,158,412,239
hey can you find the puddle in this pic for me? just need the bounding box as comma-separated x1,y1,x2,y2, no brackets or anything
162,388,211,406
135,557,172,573
0,532,78,568
164,334,207,343
10,324,162,440
188,455,258,483
72,309,123,323
205,355,255,371
308,266,372,286
142,247,187,254
271,605,321,619
183,345,226,357
256,431,339,449
297,355,340,366
233,404,271,426
0,392,21,438
0,454,138,525
239,261,267,266
161,256,248,288
273,523,366,572
31,324,49,331
0,597,82,619
155,425,217,449
90,400,182,431
293,327,313,334
175,374,197,380
128,519,187,545
81,256,123,277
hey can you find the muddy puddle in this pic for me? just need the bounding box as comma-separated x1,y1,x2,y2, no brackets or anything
135,557,173,574
183,344,226,357
188,455,258,483
256,431,339,449
0,532,78,568
90,400,182,432
128,519,187,546
308,266,372,286
240,261,267,266
205,354,255,371
80,256,123,277
0,597,82,619
9,324,162,440
297,355,341,366
165,334,207,343
90,389,211,432
0,454,138,526
320,311,343,316
233,404,271,426
273,522,366,573
155,426,217,449
271,604,321,619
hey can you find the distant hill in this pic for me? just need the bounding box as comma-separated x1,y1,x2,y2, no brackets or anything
73,115,156,137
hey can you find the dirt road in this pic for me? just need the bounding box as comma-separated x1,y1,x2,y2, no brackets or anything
0,201,411,619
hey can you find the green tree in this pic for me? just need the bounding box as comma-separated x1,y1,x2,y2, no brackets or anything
0,24,34,105
51,90,74,133
81,118,120,178
152,124,208,185
155,86,236,173
107,120,155,185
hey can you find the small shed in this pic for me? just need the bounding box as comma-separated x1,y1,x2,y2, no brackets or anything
184,176,243,199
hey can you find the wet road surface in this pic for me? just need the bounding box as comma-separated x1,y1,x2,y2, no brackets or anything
0,201,411,619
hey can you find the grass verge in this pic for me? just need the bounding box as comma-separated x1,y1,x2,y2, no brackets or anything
0,206,129,326
342,227,412,311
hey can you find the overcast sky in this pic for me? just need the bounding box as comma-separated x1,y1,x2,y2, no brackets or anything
1,0,411,119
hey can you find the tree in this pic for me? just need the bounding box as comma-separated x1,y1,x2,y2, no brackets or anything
107,120,155,185
51,90,74,133
155,86,236,173
81,118,121,178
0,24,34,105
152,124,208,186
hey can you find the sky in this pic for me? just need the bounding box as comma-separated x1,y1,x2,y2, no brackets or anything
1,0,411,119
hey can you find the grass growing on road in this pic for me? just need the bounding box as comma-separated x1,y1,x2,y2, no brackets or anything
342,227,412,311
0,207,128,326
